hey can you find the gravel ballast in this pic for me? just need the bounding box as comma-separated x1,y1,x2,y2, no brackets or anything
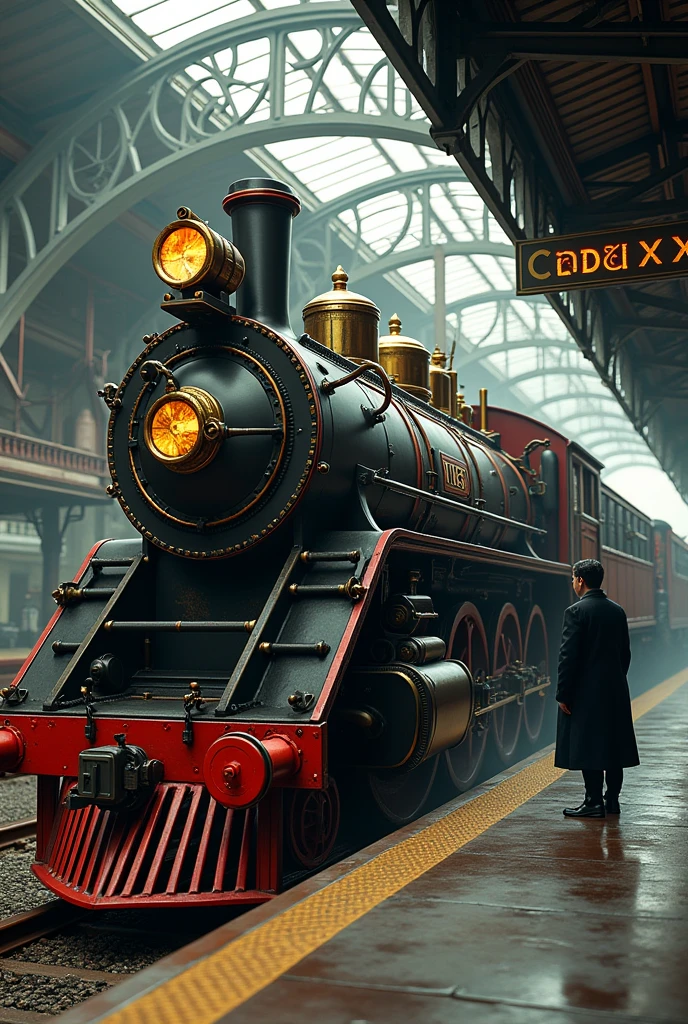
0,840,52,919
0,775,36,824
0,968,108,1016
7,926,178,974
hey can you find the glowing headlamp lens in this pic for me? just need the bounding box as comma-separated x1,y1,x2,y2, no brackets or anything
150,399,200,458
158,227,208,286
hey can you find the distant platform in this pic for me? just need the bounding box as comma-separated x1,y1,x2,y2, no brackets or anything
0,650,30,686
61,667,688,1024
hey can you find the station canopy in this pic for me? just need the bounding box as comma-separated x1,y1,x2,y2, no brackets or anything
107,0,687,532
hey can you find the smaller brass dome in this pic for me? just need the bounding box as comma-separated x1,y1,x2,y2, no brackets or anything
429,346,453,415
302,266,380,363
379,314,431,403
456,391,473,426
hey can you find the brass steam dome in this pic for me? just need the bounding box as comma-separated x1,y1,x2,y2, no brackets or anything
379,314,431,402
302,266,380,364
429,346,453,415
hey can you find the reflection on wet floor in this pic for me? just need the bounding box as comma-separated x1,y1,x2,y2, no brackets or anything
226,676,688,1024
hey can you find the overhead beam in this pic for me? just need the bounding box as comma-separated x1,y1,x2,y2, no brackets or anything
625,289,688,317
468,22,688,64
563,197,688,226
577,130,684,179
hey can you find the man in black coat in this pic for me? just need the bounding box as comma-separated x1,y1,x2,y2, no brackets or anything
555,558,639,818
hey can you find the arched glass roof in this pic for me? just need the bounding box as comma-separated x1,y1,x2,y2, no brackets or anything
105,0,688,534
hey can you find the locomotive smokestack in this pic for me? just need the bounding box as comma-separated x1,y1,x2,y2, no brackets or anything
222,178,301,338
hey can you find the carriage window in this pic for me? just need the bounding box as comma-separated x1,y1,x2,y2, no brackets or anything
582,468,597,518
572,463,581,513
673,541,688,579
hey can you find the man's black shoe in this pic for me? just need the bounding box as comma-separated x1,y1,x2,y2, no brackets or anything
563,800,606,818
605,795,621,814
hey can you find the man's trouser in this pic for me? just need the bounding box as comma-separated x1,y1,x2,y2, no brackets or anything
582,768,623,802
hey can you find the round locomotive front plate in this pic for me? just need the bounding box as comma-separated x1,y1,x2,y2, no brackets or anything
107,319,321,558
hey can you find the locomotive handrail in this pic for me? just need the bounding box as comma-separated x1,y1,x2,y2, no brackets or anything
139,360,180,392
320,361,393,422
366,471,547,536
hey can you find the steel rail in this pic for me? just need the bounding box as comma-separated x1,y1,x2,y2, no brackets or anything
0,900,86,956
0,818,36,850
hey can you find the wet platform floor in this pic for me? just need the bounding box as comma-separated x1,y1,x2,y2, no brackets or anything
61,670,688,1024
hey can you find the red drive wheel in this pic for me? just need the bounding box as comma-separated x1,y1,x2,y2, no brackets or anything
288,780,340,869
444,602,489,791
523,605,549,744
491,603,523,763
367,756,438,825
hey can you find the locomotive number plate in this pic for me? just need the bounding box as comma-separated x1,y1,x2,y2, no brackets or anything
440,454,470,497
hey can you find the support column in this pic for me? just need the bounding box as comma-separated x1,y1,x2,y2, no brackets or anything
434,244,446,352
40,505,61,628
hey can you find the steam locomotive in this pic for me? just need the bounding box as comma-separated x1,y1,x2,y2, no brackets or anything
1,178,686,910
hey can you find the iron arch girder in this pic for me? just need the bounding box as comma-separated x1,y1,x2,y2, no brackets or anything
347,240,514,284
535,391,621,409
601,457,659,474
0,3,435,349
449,291,548,314
576,425,651,446
494,366,603,391
554,407,643,428
0,3,363,208
590,439,655,459
303,166,470,227
457,337,578,369
0,116,434,351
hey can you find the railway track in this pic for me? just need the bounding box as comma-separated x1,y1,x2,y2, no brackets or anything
0,822,36,852
0,901,120,1024
0,896,243,1022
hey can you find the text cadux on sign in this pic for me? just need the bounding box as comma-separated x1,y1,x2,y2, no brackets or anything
516,223,688,295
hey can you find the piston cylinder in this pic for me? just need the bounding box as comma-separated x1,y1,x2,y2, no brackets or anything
203,732,300,809
341,660,473,771
429,347,453,415
0,725,24,772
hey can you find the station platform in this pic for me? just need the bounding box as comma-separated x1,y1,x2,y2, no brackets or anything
61,667,688,1024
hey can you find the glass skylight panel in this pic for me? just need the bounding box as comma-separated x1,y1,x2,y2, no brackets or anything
377,140,429,172
113,0,162,15
469,254,513,291
132,0,236,37
158,4,257,48
102,0,662,496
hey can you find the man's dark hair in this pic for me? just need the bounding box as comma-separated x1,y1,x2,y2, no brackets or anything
573,558,604,589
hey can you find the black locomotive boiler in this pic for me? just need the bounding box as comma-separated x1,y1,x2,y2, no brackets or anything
0,178,584,908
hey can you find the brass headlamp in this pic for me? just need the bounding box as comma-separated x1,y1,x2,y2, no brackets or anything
152,207,245,295
140,361,224,474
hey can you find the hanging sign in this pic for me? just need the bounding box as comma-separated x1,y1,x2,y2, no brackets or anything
516,221,688,295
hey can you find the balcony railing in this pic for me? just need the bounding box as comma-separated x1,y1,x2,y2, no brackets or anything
0,429,107,478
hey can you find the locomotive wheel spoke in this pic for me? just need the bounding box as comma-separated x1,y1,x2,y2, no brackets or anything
444,602,489,792
368,756,439,825
288,780,340,869
523,605,549,744
490,602,523,764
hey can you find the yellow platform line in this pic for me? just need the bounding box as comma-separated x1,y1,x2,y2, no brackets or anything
101,666,688,1024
